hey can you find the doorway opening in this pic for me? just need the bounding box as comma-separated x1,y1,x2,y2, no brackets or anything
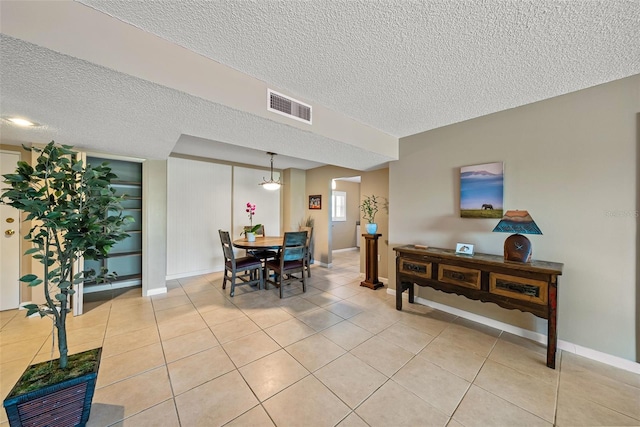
330,176,361,265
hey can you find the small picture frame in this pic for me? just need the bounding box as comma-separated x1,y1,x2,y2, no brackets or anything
309,195,322,210
455,243,474,255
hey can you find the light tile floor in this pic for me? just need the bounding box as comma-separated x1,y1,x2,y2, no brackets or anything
1,250,639,426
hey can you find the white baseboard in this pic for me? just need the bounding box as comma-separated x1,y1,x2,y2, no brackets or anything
333,247,359,253
387,288,640,374
165,268,220,281
18,301,33,310
315,261,332,268
145,287,167,297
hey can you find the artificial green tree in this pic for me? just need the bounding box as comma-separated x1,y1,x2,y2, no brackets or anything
1,142,132,369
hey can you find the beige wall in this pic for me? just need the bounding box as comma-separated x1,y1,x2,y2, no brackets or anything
305,165,389,278
282,168,307,232
305,166,361,266
331,180,360,250
390,75,639,362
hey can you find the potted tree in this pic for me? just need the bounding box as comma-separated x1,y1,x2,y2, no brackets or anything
1,142,132,426
360,194,382,234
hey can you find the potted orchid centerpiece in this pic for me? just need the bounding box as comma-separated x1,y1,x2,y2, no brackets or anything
241,202,261,241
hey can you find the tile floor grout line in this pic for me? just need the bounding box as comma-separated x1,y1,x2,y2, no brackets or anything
150,287,183,427
553,350,563,426
5,251,638,426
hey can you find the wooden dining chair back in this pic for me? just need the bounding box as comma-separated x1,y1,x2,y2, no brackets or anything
298,226,314,277
219,230,263,297
265,230,308,298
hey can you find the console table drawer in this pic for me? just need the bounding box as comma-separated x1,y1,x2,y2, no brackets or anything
399,259,432,279
490,273,547,304
438,264,481,289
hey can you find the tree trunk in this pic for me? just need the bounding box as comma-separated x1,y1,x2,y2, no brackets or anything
57,307,68,369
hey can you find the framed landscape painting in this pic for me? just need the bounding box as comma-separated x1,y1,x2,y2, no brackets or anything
460,162,504,218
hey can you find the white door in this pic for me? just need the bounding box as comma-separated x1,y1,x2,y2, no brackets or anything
1,151,21,311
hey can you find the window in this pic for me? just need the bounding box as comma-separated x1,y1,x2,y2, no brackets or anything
332,191,346,222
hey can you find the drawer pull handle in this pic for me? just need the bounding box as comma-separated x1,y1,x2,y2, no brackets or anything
404,263,427,274
450,271,465,281
496,280,540,297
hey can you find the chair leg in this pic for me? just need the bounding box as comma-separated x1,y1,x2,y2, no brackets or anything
230,270,236,297
258,266,264,290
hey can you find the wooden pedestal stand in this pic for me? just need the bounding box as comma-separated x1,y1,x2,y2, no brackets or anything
361,233,383,289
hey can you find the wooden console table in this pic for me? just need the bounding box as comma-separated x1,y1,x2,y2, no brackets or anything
361,234,383,289
394,245,563,368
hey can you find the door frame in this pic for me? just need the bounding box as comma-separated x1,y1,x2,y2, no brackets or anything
1,149,22,310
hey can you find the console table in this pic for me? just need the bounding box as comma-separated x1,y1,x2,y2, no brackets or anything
394,245,563,368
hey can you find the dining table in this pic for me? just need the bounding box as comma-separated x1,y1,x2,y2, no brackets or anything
232,236,284,279
232,235,284,251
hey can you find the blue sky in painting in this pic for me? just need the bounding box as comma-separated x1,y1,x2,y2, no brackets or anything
460,164,504,209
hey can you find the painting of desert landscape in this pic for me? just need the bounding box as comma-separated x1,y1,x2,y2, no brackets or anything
460,162,504,218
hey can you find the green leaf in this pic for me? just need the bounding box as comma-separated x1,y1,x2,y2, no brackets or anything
19,274,38,282
55,294,67,302
28,279,43,287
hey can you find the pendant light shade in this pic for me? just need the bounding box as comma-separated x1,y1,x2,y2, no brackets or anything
259,152,282,190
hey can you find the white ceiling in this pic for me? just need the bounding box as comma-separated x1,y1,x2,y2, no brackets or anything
1,1,638,170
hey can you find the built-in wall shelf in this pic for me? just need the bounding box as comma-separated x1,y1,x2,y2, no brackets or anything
84,157,142,294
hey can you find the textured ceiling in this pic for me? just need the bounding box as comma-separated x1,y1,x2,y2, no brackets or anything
78,0,640,137
1,1,639,170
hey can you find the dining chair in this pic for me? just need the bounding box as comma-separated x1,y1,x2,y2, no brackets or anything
298,225,314,277
265,230,308,298
219,230,263,297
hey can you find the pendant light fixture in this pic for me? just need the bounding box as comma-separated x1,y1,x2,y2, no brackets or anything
259,152,282,190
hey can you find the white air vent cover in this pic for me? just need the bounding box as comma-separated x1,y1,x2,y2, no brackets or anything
267,89,312,124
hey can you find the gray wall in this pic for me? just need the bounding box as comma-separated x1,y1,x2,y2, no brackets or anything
390,75,639,362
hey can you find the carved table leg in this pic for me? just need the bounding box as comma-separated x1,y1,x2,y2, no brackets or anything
396,283,403,310
547,278,558,369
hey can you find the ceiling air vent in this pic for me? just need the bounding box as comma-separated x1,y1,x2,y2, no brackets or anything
267,89,312,124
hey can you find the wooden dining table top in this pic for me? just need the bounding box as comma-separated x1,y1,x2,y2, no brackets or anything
232,236,284,250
